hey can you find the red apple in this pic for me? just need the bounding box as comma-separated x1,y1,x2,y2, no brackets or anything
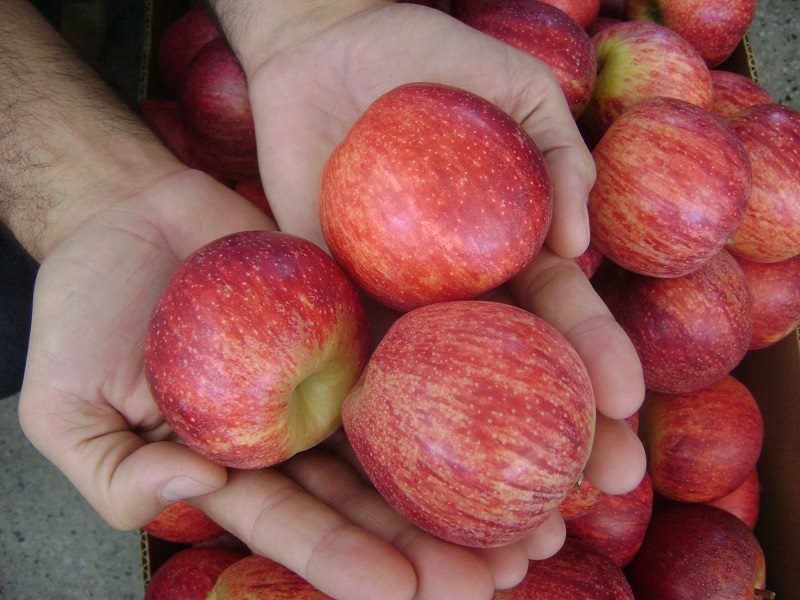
588,97,751,278
144,500,224,544
560,475,605,520
234,179,273,219
624,0,758,67
581,21,712,143
565,473,652,567
574,243,604,278
604,250,752,393
627,504,772,599
456,0,596,117
726,104,800,263
735,254,800,349
158,6,221,93
320,83,552,313
208,555,330,599
710,70,775,119
145,231,369,469
179,37,258,180
343,301,595,547
145,547,245,600
707,468,760,529
493,539,634,599
641,375,764,503
538,0,600,28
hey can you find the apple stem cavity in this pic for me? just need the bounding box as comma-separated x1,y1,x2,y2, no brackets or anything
755,590,776,599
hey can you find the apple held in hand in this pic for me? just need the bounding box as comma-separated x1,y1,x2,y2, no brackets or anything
145,231,369,469
145,547,246,600
209,555,330,599
343,301,595,547
456,0,597,117
627,504,772,600
320,82,552,313
581,21,712,143
641,375,763,503
624,0,758,67
589,97,751,278
493,539,634,599
726,104,800,263
144,500,224,544
605,250,752,394
710,70,774,120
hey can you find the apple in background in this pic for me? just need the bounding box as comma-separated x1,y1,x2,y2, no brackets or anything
158,5,221,93
627,505,772,600
588,97,751,278
604,250,752,393
144,500,224,543
710,70,775,119
574,243,604,278
538,0,601,29
598,0,624,17
208,555,330,599
145,231,369,469
735,254,800,349
145,547,246,600
641,375,764,503
179,37,258,180
726,104,800,263
321,83,552,313
585,15,620,37
581,21,712,144
456,0,596,117
708,468,760,529
624,0,758,67
560,475,605,520
493,539,634,599
234,179,273,220
565,473,653,567
343,301,595,547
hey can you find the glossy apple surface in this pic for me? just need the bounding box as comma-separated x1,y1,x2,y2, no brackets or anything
627,504,771,600
727,104,800,263
708,467,760,529
145,547,245,600
581,21,712,142
208,555,330,599
145,231,369,469
494,539,634,599
589,97,750,278
641,375,764,503
710,70,774,119
144,500,224,543
565,473,652,567
624,0,758,67
343,301,595,547
158,6,221,92
321,83,552,312
457,0,596,116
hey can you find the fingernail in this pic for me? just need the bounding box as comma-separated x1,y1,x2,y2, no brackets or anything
160,476,219,503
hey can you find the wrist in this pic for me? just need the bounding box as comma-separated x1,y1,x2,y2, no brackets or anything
209,0,391,76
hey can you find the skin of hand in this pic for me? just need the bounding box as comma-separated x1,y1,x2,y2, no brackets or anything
3,1,646,599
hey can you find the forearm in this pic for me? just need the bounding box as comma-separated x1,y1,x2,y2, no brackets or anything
209,0,390,76
0,0,179,260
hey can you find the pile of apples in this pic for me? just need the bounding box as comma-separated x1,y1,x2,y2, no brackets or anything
140,0,799,597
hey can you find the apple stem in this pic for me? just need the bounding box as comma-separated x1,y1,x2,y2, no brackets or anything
755,590,776,599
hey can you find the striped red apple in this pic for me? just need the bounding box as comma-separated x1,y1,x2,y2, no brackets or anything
710,70,775,119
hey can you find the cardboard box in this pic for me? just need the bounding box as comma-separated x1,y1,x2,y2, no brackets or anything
138,9,798,596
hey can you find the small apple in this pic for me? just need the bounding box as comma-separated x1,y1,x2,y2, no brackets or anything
456,0,596,117
144,500,224,544
604,250,752,393
208,555,330,599
145,547,245,600
493,539,634,599
343,301,595,547
581,21,712,143
627,504,772,600
321,83,552,312
158,6,221,93
565,473,653,567
145,231,369,469
726,104,800,263
710,70,775,119
641,375,764,503
179,37,258,180
624,0,758,67
708,467,760,529
588,97,751,278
